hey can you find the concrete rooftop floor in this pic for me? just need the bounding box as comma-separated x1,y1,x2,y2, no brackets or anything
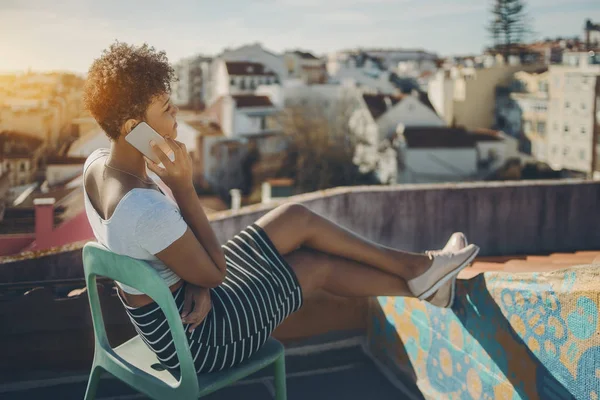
0,332,423,400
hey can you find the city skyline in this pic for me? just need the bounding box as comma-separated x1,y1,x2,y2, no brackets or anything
1,0,599,74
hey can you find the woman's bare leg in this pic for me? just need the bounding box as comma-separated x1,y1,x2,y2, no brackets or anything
284,248,414,298
255,203,431,281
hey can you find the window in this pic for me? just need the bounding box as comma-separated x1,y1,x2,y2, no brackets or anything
563,147,570,156
20,162,25,172
553,122,559,131
249,79,256,90
581,127,586,134
260,116,267,130
5,163,10,172
580,149,586,160
565,101,570,109
230,78,235,86
564,125,570,134
537,122,546,134
581,103,586,111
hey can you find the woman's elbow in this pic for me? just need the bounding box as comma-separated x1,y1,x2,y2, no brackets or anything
206,266,226,288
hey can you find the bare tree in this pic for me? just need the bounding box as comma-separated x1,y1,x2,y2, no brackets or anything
487,0,532,62
279,93,378,193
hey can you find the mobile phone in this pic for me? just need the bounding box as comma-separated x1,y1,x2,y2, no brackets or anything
124,122,173,164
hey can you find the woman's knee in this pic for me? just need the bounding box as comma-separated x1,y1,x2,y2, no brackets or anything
276,202,314,228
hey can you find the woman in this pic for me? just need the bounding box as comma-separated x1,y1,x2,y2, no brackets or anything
82,42,479,374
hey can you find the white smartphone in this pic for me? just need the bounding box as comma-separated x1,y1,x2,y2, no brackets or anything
125,122,173,164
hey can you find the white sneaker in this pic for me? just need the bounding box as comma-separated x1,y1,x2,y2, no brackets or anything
427,233,468,308
408,243,479,300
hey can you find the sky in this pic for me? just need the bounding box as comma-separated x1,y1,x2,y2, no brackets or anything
0,0,599,74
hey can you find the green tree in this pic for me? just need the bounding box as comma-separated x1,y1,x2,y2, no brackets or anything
487,0,532,62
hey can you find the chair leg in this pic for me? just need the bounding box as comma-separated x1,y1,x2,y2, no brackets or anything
84,366,103,400
273,354,287,400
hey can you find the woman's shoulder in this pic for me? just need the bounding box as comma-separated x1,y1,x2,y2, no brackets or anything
119,188,176,217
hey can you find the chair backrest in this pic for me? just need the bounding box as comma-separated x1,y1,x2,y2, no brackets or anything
82,241,199,395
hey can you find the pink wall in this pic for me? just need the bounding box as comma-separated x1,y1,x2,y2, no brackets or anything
0,235,35,256
26,211,94,252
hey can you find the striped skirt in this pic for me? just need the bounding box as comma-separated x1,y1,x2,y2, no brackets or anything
117,223,304,373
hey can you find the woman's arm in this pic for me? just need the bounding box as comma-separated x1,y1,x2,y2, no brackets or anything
145,135,227,284
172,186,227,277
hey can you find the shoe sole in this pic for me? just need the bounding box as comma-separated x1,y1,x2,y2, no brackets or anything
444,277,457,308
443,236,468,308
417,246,479,300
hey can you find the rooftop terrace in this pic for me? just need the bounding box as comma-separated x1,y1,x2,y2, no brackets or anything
1,179,599,399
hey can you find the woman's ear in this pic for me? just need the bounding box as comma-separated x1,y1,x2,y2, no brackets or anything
121,119,139,136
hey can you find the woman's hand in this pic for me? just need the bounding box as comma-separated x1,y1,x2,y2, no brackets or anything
145,135,194,196
181,284,212,332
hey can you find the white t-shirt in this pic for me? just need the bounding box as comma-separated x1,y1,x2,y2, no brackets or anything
82,148,187,295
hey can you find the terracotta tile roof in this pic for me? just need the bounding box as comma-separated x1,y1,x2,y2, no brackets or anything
362,94,404,120
225,62,276,76
232,95,274,108
460,251,600,279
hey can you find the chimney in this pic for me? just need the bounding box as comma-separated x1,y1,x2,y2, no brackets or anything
34,197,55,243
261,182,272,204
229,189,241,210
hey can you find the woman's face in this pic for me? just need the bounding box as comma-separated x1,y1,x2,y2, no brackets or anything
144,92,179,139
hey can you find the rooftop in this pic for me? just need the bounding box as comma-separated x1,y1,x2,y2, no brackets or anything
0,131,44,159
402,126,502,149
1,180,600,398
225,61,277,77
232,94,274,108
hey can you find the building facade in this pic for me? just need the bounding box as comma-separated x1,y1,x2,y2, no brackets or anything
546,52,600,174
209,60,280,105
171,55,212,109
509,69,550,160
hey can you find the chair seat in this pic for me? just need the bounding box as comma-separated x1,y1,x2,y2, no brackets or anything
115,335,284,396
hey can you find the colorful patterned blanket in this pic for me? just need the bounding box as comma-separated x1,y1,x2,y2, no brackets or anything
367,265,600,400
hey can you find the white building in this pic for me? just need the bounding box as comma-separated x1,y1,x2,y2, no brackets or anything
428,63,545,130
397,127,517,184
283,50,327,85
209,60,280,105
546,52,600,174
349,92,445,183
171,55,212,109
219,43,287,83
201,94,280,138
509,69,550,161
327,52,399,94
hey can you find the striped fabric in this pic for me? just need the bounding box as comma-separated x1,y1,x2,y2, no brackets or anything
116,224,303,373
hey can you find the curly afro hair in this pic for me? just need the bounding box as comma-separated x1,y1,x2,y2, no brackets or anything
83,41,176,140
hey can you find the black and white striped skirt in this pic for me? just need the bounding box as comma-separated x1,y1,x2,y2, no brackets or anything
117,223,304,373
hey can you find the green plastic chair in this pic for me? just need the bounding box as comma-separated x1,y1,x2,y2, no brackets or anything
82,241,287,400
